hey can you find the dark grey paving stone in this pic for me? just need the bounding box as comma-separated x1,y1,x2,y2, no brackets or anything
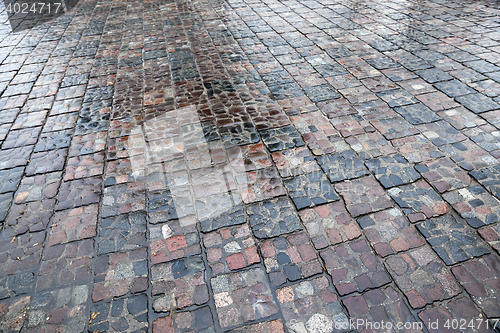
283,172,339,210
200,204,246,233
365,154,421,188
470,165,500,200
416,68,453,83
0,192,13,222
60,73,90,88
303,84,340,102
417,213,490,265
446,51,480,62
75,100,111,135
377,89,419,107
268,82,305,100
98,211,148,255
220,122,260,148
247,196,302,239
455,93,500,114
0,272,34,300
394,102,442,125
365,57,399,70
34,129,73,152
464,60,500,74
434,80,476,97
0,166,24,194
316,149,370,182
83,86,114,102
260,125,304,152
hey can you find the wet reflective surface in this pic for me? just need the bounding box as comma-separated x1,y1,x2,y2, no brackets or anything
1,0,500,331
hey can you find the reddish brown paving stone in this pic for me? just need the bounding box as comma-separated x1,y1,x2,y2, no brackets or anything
151,256,208,312
65,152,105,181
227,143,272,173
152,307,214,333
228,319,286,333
92,248,148,302
37,239,94,290
276,276,349,332
358,208,425,257
345,131,396,160
330,114,375,138
479,223,500,255
335,176,394,217
204,223,259,275
343,285,424,332
317,98,358,118
48,204,98,246
361,75,399,93
339,85,378,104
14,172,61,204
299,201,361,250
397,77,437,96
416,91,460,111
0,231,45,276
247,102,291,130
451,254,500,318
385,247,460,309
2,127,41,149
392,135,445,164
69,131,107,157
415,158,471,193
104,156,144,186
271,147,321,177
0,296,30,332
55,176,102,211
102,182,146,217
237,167,286,203
290,111,341,155
321,238,392,296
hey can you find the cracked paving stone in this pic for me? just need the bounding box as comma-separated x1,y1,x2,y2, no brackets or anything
385,246,461,309
34,129,72,153
48,204,98,246
69,132,107,157
102,182,145,218
14,172,61,204
4,199,54,235
358,208,425,257
316,149,370,182
393,134,445,163
417,213,490,265
335,175,394,217
370,115,420,140
204,223,259,275
440,139,498,171
37,239,93,290
26,149,67,176
479,224,500,255
394,102,442,125
416,157,471,193
211,267,278,328
284,172,339,210
247,196,302,239
271,147,321,178
260,125,305,152
152,307,214,333
151,256,208,312
451,254,500,318
65,152,105,181
261,232,323,286
228,319,285,333
343,285,424,332
88,294,148,333
276,276,350,333
92,248,148,302
219,123,260,148
0,231,44,275
321,238,392,295
27,285,89,332
0,167,23,194
2,127,41,149
434,80,476,97
149,220,201,265
389,180,449,222
416,91,460,111
345,132,396,160
417,119,468,146
377,89,419,107
55,176,102,211
98,212,147,255
365,153,421,189
456,93,500,114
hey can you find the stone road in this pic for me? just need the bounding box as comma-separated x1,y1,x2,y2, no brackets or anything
0,0,500,331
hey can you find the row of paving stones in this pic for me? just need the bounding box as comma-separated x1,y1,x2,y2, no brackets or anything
1,0,500,331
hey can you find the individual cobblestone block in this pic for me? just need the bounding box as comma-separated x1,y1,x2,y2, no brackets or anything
4,199,54,235
434,80,476,97
102,182,146,218
440,140,498,171
284,172,339,210
203,223,259,275
50,98,83,115
48,204,98,246
104,157,144,186
316,150,370,182
220,122,259,148
151,256,208,312
260,125,305,152
0,192,12,222
0,295,31,332
37,239,93,290
418,296,494,333
11,111,47,130
152,307,214,333
149,220,201,265
0,271,34,300
69,131,107,157
438,107,487,130
397,78,437,96
343,286,424,332
317,98,357,118
365,154,421,189
0,167,23,194
451,254,500,318
393,134,445,163
481,109,500,129
377,89,419,107
361,75,399,93
358,208,425,257
345,132,396,160
385,247,461,309
394,102,442,125
227,143,272,173
443,185,500,228
211,268,278,328
43,113,78,132
25,149,67,176
92,248,148,302
416,68,453,83
198,194,246,232
2,127,41,149
261,232,323,286
0,231,44,276
228,319,285,333
0,123,10,142
88,294,148,333
464,127,500,157
98,211,147,255
271,147,321,177
15,172,61,204
55,177,102,211
330,114,375,138
26,285,89,332
64,152,105,181
417,119,468,147
237,167,286,204
247,196,302,239
416,157,471,193
335,176,394,217
389,180,450,222
189,164,237,199
299,201,360,250
416,91,460,111
479,223,500,254
417,213,490,265
370,115,420,140
34,130,72,153
456,93,500,114
321,238,391,295
276,276,349,333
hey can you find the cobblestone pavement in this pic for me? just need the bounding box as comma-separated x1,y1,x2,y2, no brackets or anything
2,0,500,331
